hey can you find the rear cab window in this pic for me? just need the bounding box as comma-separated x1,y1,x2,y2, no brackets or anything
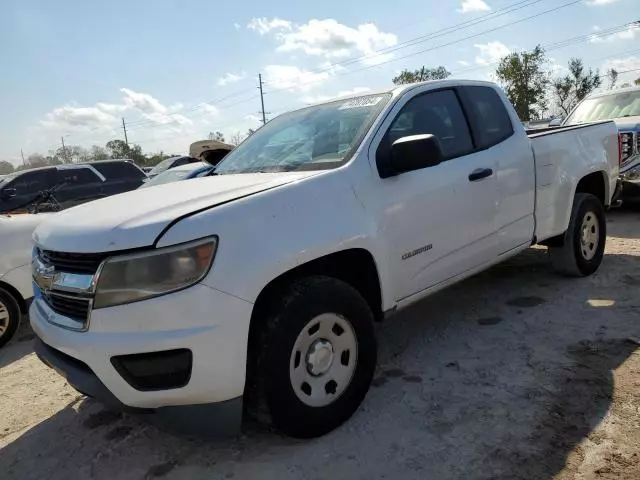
57,167,101,186
459,86,514,149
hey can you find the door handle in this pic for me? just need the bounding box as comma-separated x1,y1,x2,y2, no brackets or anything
468,168,493,182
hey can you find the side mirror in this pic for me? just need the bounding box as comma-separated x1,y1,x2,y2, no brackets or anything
548,118,563,127
382,134,443,177
0,188,16,200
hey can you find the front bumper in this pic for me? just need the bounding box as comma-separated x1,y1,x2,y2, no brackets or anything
35,337,243,436
30,282,254,435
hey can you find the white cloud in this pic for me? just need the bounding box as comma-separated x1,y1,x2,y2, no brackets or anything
216,71,247,86
457,60,471,67
474,41,510,65
40,105,117,132
587,0,619,5
459,0,491,13
589,24,639,43
247,17,292,35
253,18,397,65
263,64,332,92
234,23,241,30
38,88,195,135
301,86,372,104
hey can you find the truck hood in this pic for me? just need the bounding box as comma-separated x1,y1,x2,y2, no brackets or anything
34,172,317,253
0,213,54,275
612,116,640,131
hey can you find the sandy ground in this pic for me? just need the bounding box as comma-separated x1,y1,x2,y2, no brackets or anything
1,210,639,480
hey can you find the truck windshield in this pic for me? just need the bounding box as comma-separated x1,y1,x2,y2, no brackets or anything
564,90,640,125
214,94,391,174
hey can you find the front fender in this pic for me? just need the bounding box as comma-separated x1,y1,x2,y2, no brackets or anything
156,170,391,309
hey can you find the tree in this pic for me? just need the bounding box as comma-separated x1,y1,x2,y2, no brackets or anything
552,58,602,116
128,144,146,164
106,140,130,159
0,161,14,175
392,66,451,85
635,77,640,86
606,69,618,90
26,153,47,167
208,131,225,142
229,132,244,146
246,128,256,137
495,45,550,121
89,145,109,162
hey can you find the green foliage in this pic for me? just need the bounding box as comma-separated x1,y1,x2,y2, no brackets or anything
0,161,14,175
208,131,225,142
392,66,451,85
495,45,550,121
552,58,602,116
106,139,130,159
635,77,640,86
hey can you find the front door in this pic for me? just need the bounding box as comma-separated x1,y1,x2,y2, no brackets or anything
372,88,498,301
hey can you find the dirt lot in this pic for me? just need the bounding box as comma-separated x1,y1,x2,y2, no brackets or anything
1,211,639,480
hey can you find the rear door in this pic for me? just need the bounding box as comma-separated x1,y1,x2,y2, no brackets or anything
372,88,499,300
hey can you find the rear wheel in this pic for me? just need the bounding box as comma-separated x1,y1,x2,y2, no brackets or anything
0,288,21,349
549,193,606,276
254,276,377,438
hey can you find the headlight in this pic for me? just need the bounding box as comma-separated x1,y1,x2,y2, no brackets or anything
93,237,217,309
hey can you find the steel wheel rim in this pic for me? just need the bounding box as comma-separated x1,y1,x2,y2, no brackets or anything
289,313,358,407
0,299,9,338
580,211,599,261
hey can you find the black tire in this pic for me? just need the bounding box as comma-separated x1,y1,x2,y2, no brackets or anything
549,193,606,276
254,276,376,438
0,288,22,349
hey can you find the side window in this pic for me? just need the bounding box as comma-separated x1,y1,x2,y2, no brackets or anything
462,86,514,148
173,157,189,168
9,170,55,195
93,162,145,180
386,89,473,160
58,168,100,186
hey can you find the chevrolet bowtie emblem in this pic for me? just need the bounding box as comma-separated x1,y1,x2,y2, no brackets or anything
33,257,56,292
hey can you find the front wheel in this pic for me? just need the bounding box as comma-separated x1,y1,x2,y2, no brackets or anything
549,193,606,276
255,276,377,438
0,288,21,349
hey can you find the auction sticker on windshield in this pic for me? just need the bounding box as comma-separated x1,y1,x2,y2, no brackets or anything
339,96,384,110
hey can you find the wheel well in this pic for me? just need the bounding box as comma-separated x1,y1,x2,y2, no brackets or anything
0,281,27,314
250,249,383,326
576,171,606,206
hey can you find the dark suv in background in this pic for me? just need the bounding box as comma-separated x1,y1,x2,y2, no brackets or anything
0,159,147,214
145,155,200,179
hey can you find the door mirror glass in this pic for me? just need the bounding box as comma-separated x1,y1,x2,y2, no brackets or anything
0,187,16,200
548,118,563,127
388,134,443,176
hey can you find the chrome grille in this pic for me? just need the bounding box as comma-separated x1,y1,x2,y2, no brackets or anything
620,132,634,164
39,249,108,275
44,291,92,323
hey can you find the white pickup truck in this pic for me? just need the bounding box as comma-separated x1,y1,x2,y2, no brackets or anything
31,80,619,438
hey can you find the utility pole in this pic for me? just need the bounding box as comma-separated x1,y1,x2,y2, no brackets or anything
122,117,129,146
61,136,67,163
20,148,25,166
419,66,425,82
258,73,267,125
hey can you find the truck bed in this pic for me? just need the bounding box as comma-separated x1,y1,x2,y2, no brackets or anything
527,121,619,243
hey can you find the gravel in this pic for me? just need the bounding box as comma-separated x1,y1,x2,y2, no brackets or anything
1,210,639,480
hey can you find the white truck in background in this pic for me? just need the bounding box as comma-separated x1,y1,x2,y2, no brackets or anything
558,85,640,204
30,80,619,438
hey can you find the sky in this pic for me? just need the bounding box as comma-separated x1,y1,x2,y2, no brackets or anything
1,0,639,166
